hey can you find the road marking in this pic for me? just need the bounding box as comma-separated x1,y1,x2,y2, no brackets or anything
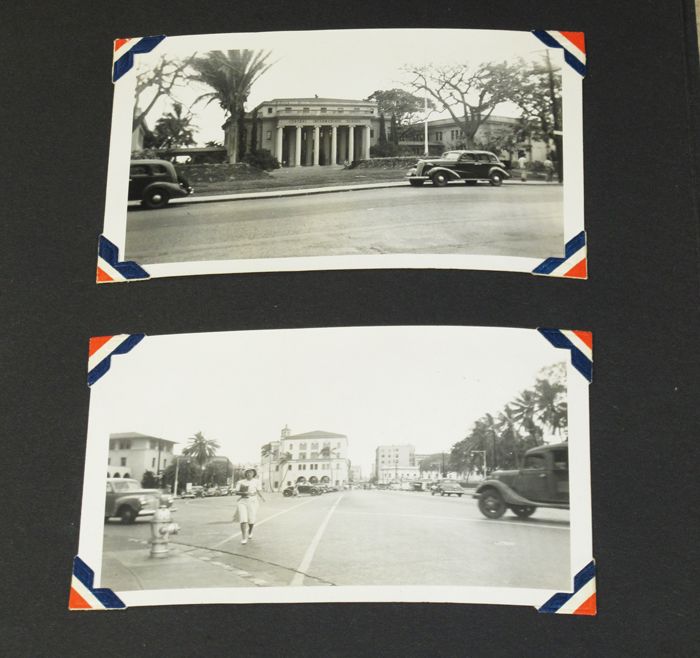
211,497,319,549
334,509,569,530
290,494,344,586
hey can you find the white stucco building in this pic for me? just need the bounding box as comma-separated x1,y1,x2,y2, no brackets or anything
107,432,177,482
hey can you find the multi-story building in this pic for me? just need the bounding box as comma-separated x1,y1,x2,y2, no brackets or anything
350,465,363,482
107,432,177,482
260,425,350,491
374,444,420,483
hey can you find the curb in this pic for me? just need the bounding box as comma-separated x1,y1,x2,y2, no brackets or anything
127,179,562,208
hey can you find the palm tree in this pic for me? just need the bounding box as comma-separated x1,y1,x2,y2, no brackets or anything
152,102,197,149
277,451,292,491
189,49,274,163
534,378,568,438
182,431,220,469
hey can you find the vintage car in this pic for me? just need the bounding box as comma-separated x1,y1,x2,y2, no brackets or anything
431,481,465,497
282,483,322,497
473,443,569,519
407,150,510,187
128,159,194,209
105,478,171,524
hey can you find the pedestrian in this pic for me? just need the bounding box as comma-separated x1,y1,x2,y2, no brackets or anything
544,156,554,182
234,466,265,544
518,153,528,182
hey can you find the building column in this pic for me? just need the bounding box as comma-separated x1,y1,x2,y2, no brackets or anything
313,125,320,166
294,126,302,166
276,126,284,163
304,127,313,165
364,125,371,160
348,125,355,163
331,125,338,165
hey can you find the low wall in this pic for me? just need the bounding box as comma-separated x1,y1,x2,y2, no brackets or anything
174,163,270,183
352,156,421,170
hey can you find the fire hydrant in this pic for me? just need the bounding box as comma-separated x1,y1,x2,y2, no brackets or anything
150,505,180,558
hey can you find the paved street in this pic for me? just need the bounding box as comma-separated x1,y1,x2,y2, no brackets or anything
101,489,570,592
124,184,563,264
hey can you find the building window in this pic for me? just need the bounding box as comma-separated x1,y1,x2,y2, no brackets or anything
370,129,374,138
267,107,273,114
152,458,156,468
266,131,272,140
299,443,307,450
311,452,318,459
322,464,329,470
299,452,307,460
337,108,344,113
311,443,319,449
120,457,127,466
107,457,111,465
303,107,310,113
274,481,279,489
275,465,279,471
321,107,327,113
124,440,131,449
285,106,292,111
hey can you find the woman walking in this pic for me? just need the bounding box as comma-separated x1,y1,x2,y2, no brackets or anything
235,466,265,544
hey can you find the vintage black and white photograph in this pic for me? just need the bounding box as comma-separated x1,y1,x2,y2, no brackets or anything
76,326,592,608
101,29,585,279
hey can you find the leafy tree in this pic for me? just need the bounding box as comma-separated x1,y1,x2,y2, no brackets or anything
150,103,197,149
161,460,203,494
405,61,522,148
190,49,274,163
514,53,563,180
534,374,568,439
133,55,196,133
202,459,233,486
141,470,158,488
366,88,431,146
182,431,220,468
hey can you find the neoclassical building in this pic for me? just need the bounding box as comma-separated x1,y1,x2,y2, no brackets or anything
244,97,378,167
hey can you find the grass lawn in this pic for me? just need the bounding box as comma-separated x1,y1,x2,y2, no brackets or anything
192,166,408,196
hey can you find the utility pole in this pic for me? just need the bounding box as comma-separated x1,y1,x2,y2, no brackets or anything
423,89,429,156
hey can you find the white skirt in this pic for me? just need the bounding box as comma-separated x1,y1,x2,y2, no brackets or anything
237,496,259,524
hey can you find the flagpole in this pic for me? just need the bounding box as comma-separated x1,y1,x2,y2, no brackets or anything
423,88,429,156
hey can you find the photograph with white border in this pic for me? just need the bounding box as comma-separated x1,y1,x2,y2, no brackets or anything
100,28,586,281
75,325,593,611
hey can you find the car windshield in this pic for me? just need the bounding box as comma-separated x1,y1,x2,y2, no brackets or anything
441,152,461,161
111,480,141,492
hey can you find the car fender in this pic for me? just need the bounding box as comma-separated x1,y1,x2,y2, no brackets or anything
473,479,537,507
488,166,510,179
143,181,186,196
428,166,461,180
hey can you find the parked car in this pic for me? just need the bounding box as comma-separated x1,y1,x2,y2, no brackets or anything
105,478,170,524
473,443,569,519
407,150,510,187
128,159,194,209
431,481,465,497
282,483,321,497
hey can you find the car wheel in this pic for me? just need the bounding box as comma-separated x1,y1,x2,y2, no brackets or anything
465,180,478,186
441,492,445,496
118,506,137,524
478,489,506,519
458,493,463,497
431,490,436,496
142,188,170,209
511,505,536,518
283,489,292,497
489,172,503,187
431,172,449,187
409,180,424,187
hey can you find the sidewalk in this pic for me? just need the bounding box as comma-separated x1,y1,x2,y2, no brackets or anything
102,538,271,590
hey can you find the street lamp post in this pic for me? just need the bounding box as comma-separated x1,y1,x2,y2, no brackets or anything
173,456,190,497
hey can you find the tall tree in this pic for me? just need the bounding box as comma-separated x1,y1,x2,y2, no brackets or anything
189,49,274,163
277,451,292,491
366,88,430,146
514,53,563,180
182,431,220,468
405,61,522,148
133,55,195,132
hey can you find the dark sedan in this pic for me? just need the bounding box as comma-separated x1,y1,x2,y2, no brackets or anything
128,159,194,209
407,150,510,187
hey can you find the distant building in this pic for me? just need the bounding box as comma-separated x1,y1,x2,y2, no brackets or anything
350,465,363,482
260,425,350,491
375,444,420,482
107,432,177,482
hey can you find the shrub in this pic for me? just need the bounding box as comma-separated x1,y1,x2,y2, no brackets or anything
242,149,280,171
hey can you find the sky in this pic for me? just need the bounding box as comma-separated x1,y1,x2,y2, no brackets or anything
90,326,565,474
134,28,557,145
